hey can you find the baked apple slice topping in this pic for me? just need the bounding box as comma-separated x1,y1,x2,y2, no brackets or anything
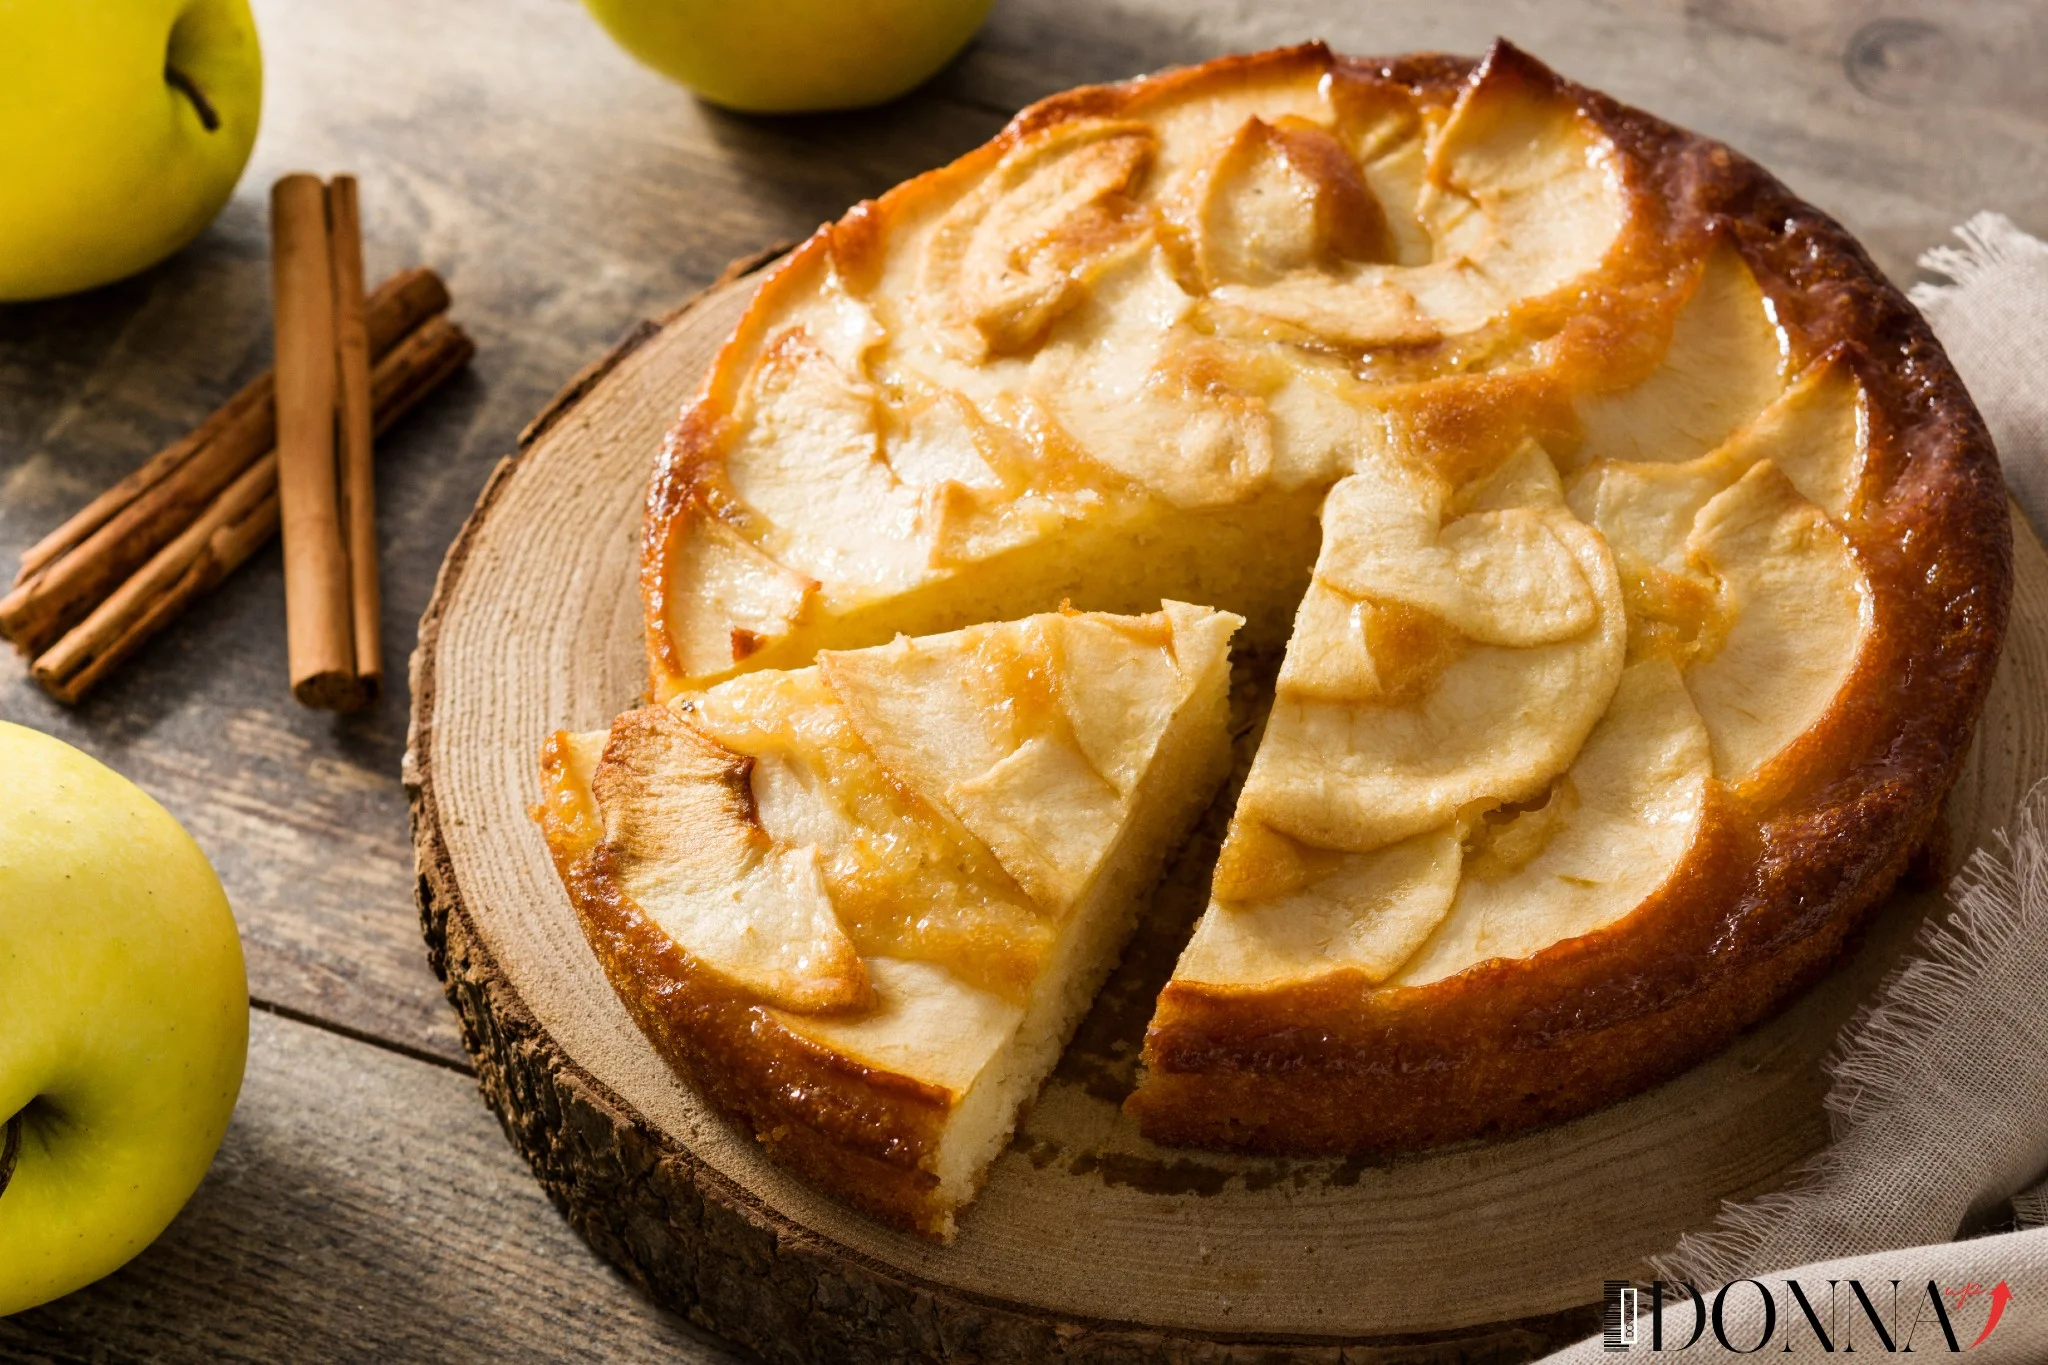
1190,114,1394,286
1198,43,1632,350
562,708,873,1012
1241,454,1626,855
1570,243,1789,469
919,118,1158,360
1393,656,1713,984
1168,238,1871,998
1178,827,1463,989
1682,460,1871,784
553,606,1240,1004
725,328,933,591
538,604,1239,1238
597,39,1969,1203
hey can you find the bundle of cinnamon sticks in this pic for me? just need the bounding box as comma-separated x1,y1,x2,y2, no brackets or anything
0,176,472,707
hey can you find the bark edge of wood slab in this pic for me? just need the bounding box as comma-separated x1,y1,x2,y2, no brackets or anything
403,257,2048,1364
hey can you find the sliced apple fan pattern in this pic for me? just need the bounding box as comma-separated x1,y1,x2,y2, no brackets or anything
660,50,1875,1001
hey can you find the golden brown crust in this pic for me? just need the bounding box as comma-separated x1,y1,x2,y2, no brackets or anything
536,738,958,1239
1128,45,2012,1152
624,39,2009,1164
551,850,959,1238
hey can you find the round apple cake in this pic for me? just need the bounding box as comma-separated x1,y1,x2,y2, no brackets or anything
562,40,2010,1234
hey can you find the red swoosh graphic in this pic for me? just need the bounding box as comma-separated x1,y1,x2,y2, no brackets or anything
1970,1281,2012,1349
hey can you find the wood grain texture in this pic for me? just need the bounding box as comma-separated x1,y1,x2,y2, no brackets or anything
1,0,2044,1359
0,1010,737,1364
406,262,2048,1359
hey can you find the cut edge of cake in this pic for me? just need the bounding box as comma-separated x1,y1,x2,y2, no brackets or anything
534,602,1239,1239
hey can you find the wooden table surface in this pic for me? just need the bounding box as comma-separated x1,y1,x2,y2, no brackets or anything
2,0,2042,1359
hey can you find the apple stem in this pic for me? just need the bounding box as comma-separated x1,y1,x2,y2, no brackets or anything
0,1112,18,1202
166,65,222,132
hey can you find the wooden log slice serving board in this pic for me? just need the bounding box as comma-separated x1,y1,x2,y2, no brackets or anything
406,256,2048,1364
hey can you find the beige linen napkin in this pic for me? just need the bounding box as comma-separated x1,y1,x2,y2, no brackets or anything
1540,214,2048,1359
1913,215,2048,534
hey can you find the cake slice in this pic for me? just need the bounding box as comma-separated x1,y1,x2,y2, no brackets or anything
534,602,1239,1239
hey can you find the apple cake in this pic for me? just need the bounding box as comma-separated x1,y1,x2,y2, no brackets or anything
598,39,2008,1226
536,604,1239,1238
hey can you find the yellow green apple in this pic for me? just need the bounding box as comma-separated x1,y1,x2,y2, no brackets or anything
580,0,995,113
0,0,264,302
0,722,248,1316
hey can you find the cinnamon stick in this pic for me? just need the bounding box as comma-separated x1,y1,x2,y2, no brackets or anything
0,266,449,655
31,316,475,704
271,173,359,710
328,176,384,703
2,386,275,657
368,315,477,423
12,380,270,587
35,456,281,705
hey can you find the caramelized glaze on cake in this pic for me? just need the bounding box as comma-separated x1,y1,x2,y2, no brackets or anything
538,605,1238,1237
582,39,2009,1208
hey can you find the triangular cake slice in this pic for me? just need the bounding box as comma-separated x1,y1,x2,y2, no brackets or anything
534,603,1239,1239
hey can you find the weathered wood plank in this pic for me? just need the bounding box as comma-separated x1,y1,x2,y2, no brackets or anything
4,0,2045,1359
0,1010,741,1363
0,0,1008,1064
3,0,2038,1072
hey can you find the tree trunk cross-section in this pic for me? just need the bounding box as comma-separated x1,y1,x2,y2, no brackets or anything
405,258,2048,1362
